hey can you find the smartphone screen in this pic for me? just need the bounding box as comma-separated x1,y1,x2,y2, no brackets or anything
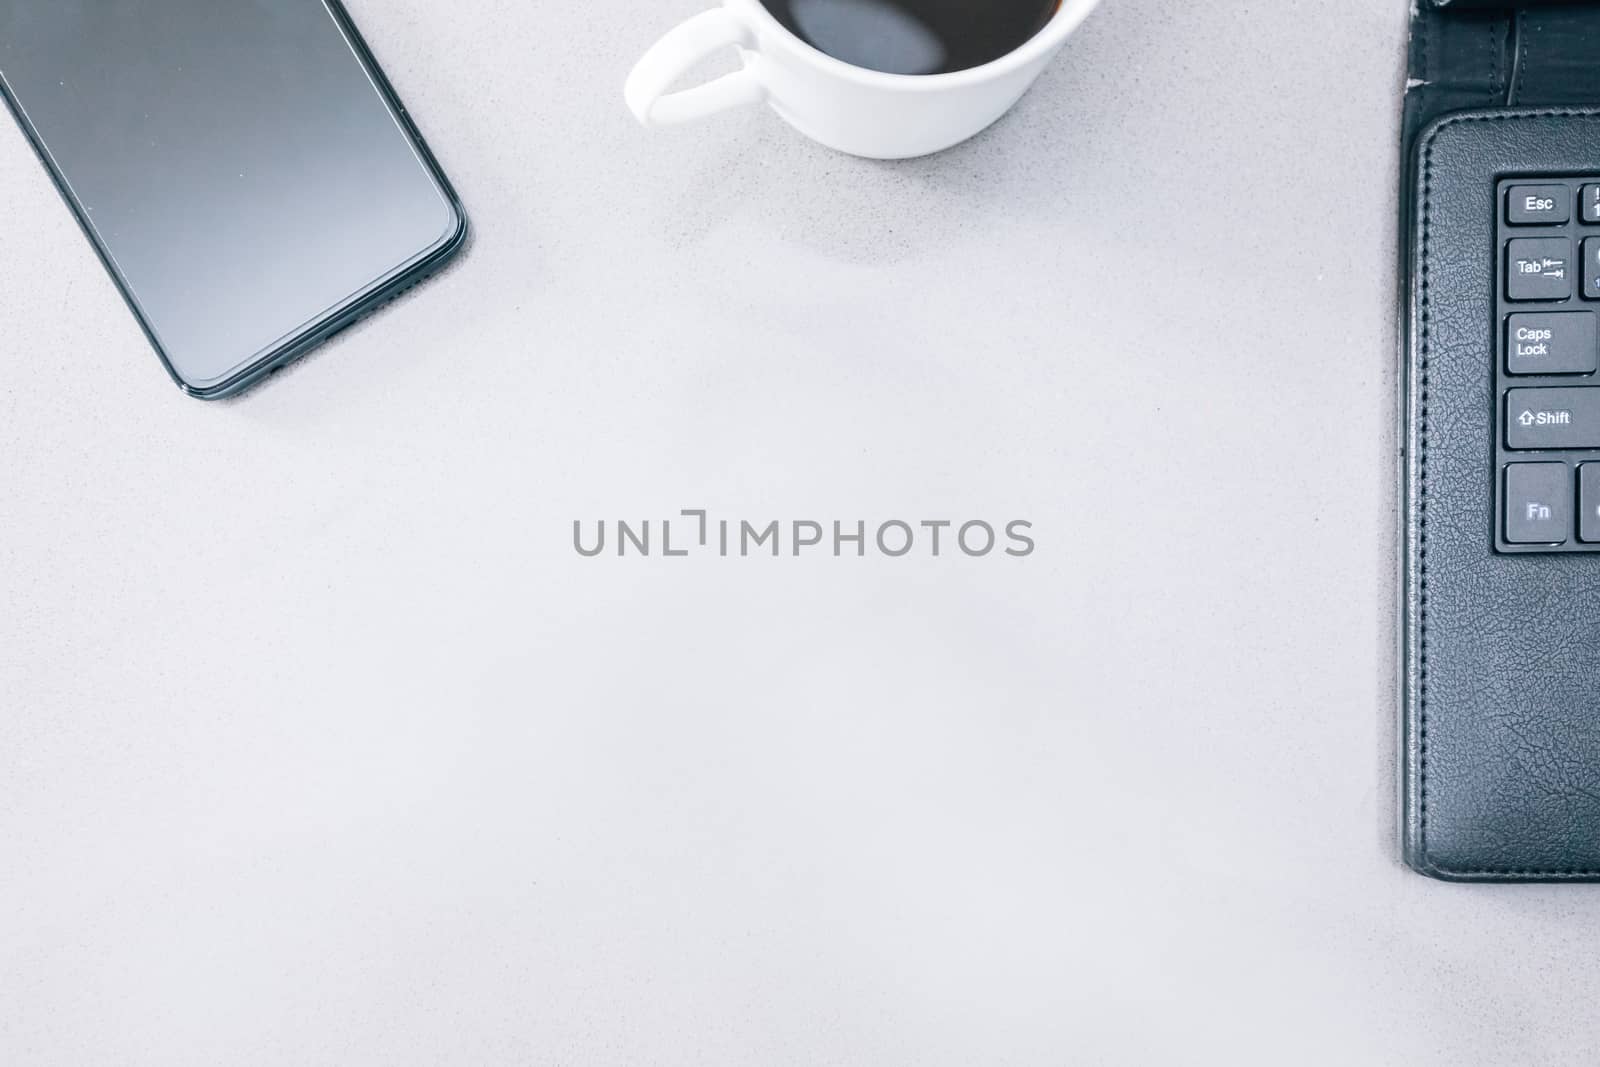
0,0,464,395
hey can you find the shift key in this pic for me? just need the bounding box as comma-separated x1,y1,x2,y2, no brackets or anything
1507,388,1600,449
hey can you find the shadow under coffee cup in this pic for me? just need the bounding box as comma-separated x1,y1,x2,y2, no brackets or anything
625,0,1104,159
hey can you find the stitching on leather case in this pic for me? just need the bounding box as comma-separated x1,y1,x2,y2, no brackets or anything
1419,16,1430,86
1516,14,1529,104
1487,21,1498,96
1419,108,1600,878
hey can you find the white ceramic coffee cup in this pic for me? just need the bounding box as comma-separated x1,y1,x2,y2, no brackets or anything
624,0,1104,160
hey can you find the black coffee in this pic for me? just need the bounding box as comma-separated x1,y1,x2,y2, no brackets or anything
761,0,1060,76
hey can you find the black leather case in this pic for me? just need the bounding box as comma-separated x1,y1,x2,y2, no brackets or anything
1402,3,1600,880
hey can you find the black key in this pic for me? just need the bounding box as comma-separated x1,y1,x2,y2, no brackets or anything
1505,463,1570,544
1507,184,1571,225
1508,238,1573,301
1506,387,1600,449
1585,237,1600,301
1507,312,1599,375
1580,465,1600,543
1583,184,1600,225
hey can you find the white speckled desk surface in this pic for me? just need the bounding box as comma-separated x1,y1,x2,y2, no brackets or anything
2,1,1592,1063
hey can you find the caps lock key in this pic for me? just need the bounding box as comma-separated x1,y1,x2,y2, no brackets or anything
1507,312,1599,375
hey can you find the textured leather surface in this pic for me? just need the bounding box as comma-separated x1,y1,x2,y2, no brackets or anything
1404,109,1600,880
1403,6,1600,157
1428,1,1596,9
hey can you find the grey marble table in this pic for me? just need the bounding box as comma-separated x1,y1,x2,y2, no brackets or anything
3,1,1592,1063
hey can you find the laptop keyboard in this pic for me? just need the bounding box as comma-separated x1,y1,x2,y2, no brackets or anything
1495,177,1600,552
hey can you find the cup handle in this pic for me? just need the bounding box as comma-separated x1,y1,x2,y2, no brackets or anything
624,8,767,127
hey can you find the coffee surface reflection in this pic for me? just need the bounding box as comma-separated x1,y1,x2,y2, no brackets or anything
761,0,1060,75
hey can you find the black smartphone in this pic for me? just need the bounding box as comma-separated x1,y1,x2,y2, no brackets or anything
0,0,467,398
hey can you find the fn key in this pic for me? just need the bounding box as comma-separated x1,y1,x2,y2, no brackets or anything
1506,463,1570,544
